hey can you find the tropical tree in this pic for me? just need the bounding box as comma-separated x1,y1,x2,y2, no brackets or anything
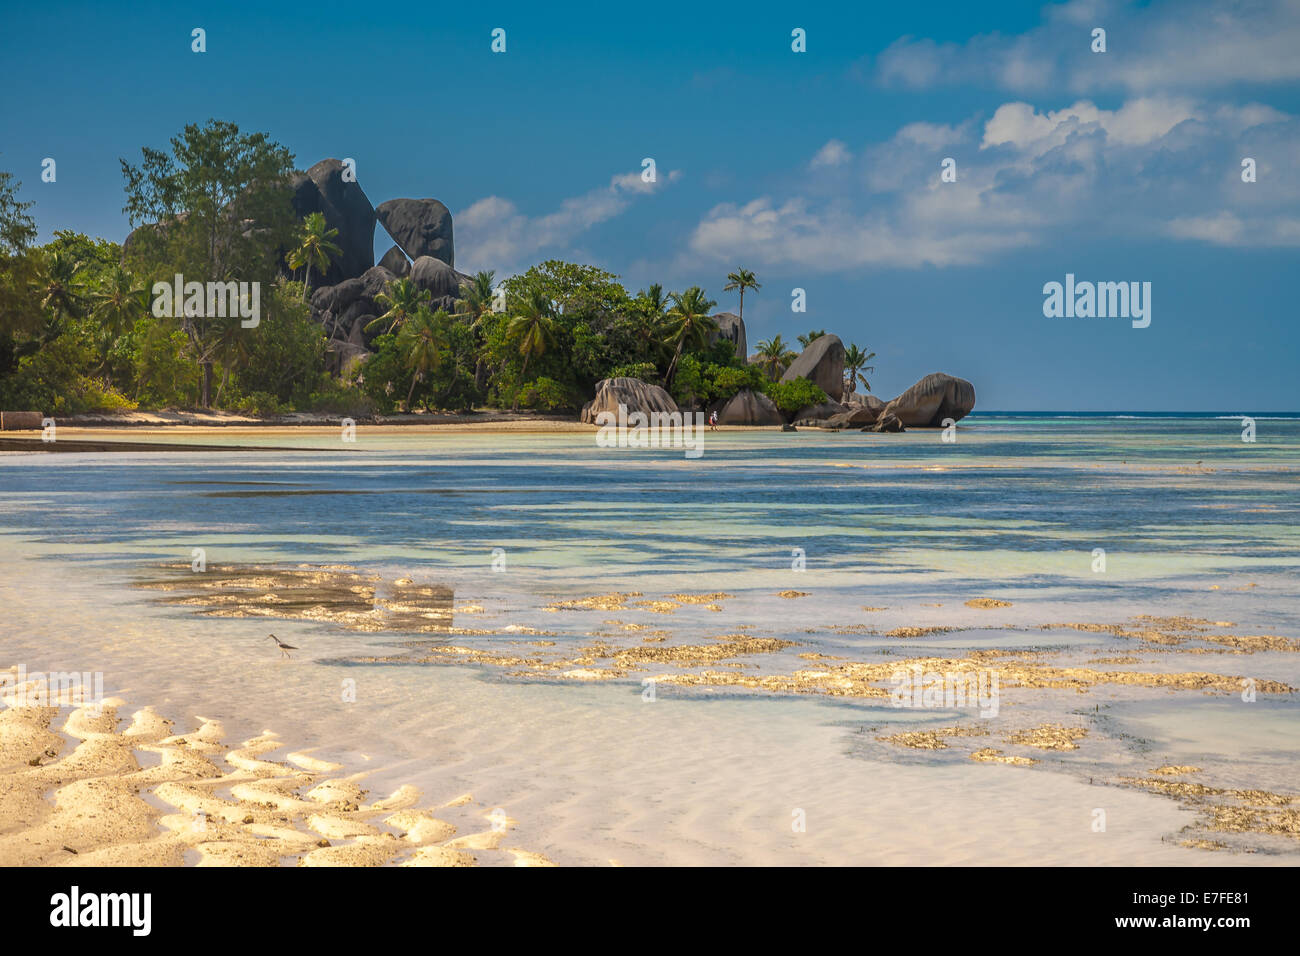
396,305,443,412
633,282,668,361
452,269,497,329
843,343,877,394
797,329,826,349
723,268,760,322
660,286,718,390
286,212,341,296
506,288,556,409
120,119,297,406
34,249,86,330
754,335,797,381
365,276,430,335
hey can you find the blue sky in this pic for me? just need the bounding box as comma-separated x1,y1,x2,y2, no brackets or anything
2,0,1297,409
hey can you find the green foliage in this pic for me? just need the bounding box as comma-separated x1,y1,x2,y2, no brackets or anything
229,279,328,407
515,376,569,410
764,376,827,414
0,325,134,413
606,361,658,381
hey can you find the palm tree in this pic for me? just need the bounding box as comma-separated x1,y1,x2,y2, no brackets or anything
634,282,669,361
755,335,797,381
843,343,877,394
453,270,497,329
506,289,556,410
396,306,443,412
34,249,85,329
285,212,342,296
723,268,760,323
797,329,827,349
660,286,718,389
365,277,430,335
88,265,147,333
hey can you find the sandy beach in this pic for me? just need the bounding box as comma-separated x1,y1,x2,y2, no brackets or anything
0,670,553,867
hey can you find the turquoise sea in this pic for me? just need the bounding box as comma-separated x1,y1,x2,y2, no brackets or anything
1,413,1297,864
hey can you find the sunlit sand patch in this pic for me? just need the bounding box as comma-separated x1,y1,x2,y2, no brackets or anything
1153,765,1202,776
135,563,455,634
0,681,543,867
778,590,809,598
631,600,680,614
970,748,1037,766
545,592,642,612
965,598,1013,609
665,592,733,604
1008,724,1088,751
1117,775,1300,845
877,726,989,750
862,606,888,612
885,626,956,638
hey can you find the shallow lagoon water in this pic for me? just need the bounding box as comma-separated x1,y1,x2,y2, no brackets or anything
1,414,1297,864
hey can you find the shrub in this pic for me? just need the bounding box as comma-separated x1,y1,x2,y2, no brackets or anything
763,377,827,414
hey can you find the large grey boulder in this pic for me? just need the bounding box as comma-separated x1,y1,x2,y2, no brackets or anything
378,244,410,277
794,401,847,424
580,377,679,425
883,373,976,427
824,405,882,429
716,388,783,426
376,198,454,267
409,255,462,301
291,159,376,286
867,413,905,433
709,312,747,363
780,333,845,399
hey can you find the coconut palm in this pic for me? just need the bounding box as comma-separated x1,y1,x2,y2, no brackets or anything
396,306,444,412
797,329,827,349
452,269,497,329
660,286,718,389
844,343,877,394
365,276,430,335
34,249,86,328
88,264,147,332
755,335,797,381
723,268,760,323
506,289,556,410
634,282,669,361
285,212,342,296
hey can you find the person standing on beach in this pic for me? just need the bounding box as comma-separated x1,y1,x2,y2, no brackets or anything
709,410,718,431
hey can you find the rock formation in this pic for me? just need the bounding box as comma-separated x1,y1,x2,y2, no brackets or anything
780,334,845,399
716,388,783,426
376,199,454,267
709,312,747,363
793,401,847,424
823,405,882,429
378,245,411,277
290,159,376,287
868,413,905,433
580,378,679,425
882,373,976,427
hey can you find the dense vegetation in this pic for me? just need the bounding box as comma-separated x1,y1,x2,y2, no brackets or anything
0,120,873,418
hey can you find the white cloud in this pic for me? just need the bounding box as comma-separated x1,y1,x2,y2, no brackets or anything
688,94,1300,273
809,139,852,168
874,0,1300,93
457,168,680,274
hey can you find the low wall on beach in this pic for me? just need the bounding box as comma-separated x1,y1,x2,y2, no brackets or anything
0,411,43,430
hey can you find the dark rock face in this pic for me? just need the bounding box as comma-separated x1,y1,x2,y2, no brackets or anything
376,199,454,267
882,373,976,427
409,255,462,302
780,333,845,399
844,392,886,412
326,341,371,377
291,159,376,286
794,401,847,424
867,412,905,433
580,378,679,425
716,388,783,426
360,266,396,299
709,312,747,363
378,245,410,277
823,404,882,429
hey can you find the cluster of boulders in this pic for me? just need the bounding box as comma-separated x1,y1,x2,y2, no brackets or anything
287,160,473,374
589,327,975,433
